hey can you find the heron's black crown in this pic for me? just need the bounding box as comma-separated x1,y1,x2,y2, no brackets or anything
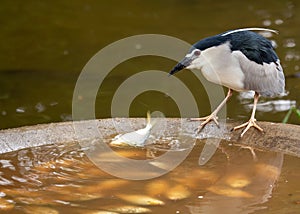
192,30,278,65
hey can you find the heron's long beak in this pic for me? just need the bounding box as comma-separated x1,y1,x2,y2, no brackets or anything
169,56,193,75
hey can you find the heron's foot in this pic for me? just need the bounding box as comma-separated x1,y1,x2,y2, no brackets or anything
232,118,263,137
190,114,219,133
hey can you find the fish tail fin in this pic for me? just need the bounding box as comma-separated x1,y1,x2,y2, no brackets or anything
146,111,157,128
147,111,151,124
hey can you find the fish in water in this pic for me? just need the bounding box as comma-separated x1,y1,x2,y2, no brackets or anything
110,112,156,147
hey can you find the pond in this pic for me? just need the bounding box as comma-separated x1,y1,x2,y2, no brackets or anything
0,137,299,214
0,117,299,213
0,1,299,214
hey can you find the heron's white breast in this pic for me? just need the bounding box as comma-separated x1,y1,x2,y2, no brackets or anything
187,43,246,91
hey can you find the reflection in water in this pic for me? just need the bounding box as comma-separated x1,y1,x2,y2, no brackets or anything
0,138,298,213
187,146,284,214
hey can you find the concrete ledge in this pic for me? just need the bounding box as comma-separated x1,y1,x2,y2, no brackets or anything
0,119,299,156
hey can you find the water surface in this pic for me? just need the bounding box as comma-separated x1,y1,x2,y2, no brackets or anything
0,139,299,213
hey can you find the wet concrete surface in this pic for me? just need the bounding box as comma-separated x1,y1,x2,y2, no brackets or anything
0,118,299,156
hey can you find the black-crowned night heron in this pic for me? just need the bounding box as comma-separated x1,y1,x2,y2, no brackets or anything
169,28,285,137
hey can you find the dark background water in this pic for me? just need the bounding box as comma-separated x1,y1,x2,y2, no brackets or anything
0,0,299,129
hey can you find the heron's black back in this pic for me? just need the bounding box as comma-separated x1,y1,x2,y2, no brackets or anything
193,30,279,65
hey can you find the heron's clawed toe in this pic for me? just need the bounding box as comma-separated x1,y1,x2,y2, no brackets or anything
190,115,219,122
232,118,263,137
190,114,219,134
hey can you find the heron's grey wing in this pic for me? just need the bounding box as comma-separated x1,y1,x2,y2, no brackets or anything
232,50,285,97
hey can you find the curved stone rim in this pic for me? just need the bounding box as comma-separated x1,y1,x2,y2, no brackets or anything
0,119,299,157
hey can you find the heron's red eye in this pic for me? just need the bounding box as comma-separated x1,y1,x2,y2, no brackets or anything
194,50,201,56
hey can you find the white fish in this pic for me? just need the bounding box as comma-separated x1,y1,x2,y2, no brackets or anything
23,206,59,214
117,194,165,206
84,211,119,214
145,179,170,196
225,174,251,188
166,185,191,200
207,186,253,198
104,205,151,213
80,211,119,214
110,112,156,147
0,198,14,211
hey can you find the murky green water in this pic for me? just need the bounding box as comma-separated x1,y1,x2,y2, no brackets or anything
0,139,299,214
0,0,299,129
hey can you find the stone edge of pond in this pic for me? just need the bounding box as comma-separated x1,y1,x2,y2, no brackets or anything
0,118,299,157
